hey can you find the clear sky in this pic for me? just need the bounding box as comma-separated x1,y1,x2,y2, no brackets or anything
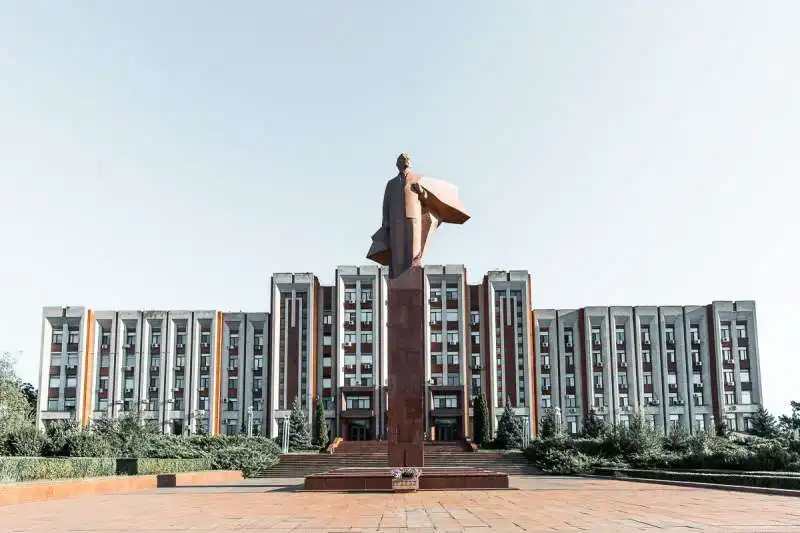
1,2,798,415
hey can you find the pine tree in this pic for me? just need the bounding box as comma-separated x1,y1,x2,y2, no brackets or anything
287,398,312,451
471,394,491,445
538,408,558,439
749,406,779,438
778,401,800,438
495,397,524,449
581,409,608,438
312,396,329,448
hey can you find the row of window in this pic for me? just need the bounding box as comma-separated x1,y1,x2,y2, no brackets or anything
539,321,749,349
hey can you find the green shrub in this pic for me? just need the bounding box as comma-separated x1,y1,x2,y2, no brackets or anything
115,458,210,475
0,457,115,483
1,425,45,456
525,440,594,475
210,445,278,478
63,432,114,457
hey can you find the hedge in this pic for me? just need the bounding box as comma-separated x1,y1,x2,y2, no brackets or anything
0,457,116,483
596,467,800,491
115,458,211,476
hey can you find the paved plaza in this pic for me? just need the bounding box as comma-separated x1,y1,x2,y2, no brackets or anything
2,476,799,532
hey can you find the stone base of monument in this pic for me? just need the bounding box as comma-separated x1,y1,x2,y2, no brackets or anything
303,467,510,492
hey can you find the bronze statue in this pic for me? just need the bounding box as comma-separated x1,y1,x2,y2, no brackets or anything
367,153,470,278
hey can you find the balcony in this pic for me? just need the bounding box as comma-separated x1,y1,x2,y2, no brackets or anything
429,296,441,307
666,339,676,348
691,338,701,348
360,364,373,374
447,342,460,350
694,384,704,393
344,320,356,332
342,342,356,353
228,367,238,377
254,345,263,356
692,361,703,372
175,344,186,355
343,364,357,374
723,359,735,369
742,382,752,391
592,363,603,372
740,358,751,369
429,321,442,331
67,342,80,353
445,297,458,307
540,364,551,373
618,361,628,370
227,388,238,398
565,364,575,374
49,366,61,377
642,361,653,372
360,321,373,330
565,386,576,395
229,346,239,356
738,337,749,347
667,362,677,372
430,342,443,352
643,383,654,394
48,387,59,399
200,342,211,355
51,342,63,353
618,385,629,394
343,299,357,310
668,383,678,393
470,363,482,371
253,388,263,398
541,387,551,395
65,365,78,376
724,382,735,391
150,345,161,355
564,342,574,352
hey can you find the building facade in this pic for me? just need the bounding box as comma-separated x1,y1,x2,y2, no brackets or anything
37,267,762,439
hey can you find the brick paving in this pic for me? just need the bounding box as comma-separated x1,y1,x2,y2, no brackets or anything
2,476,800,532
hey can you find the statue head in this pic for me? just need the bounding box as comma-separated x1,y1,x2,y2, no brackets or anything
396,153,411,172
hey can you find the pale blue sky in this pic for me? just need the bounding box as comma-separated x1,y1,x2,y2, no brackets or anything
1,2,798,415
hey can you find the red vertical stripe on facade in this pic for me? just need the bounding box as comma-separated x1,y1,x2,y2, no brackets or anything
481,277,491,403
287,296,299,407
579,308,589,417
528,274,537,437
504,317,516,406
706,305,721,424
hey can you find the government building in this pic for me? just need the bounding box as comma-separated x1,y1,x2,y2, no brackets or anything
36,264,763,441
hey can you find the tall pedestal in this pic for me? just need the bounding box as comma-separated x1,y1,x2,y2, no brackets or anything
387,267,425,467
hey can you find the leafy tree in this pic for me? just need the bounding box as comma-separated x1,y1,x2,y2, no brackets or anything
778,401,800,438
581,410,609,438
663,421,689,451
312,396,329,448
20,382,38,415
715,419,730,437
749,407,779,439
0,351,34,434
287,398,312,451
472,394,491,445
495,397,524,449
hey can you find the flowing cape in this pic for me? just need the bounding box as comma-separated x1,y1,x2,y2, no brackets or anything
366,176,470,266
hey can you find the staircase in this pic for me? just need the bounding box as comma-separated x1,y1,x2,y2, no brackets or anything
254,440,537,478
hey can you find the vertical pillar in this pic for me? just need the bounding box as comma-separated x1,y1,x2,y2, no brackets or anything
387,267,425,468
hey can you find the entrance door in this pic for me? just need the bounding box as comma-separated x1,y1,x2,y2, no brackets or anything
349,420,371,441
434,419,459,441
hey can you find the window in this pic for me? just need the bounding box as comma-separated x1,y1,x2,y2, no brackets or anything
566,375,575,387
48,399,59,411
151,327,161,346
542,354,550,366
617,351,626,364
344,288,356,303
68,327,80,345
593,375,603,388
725,392,735,405
470,311,480,325
360,310,372,324
592,351,602,365
642,373,652,385
52,329,63,344
434,395,458,408
124,377,134,391
48,377,60,388
345,396,371,409
125,330,136,346
228,358,239,370
566,396,577,408
228,377,238,389
591,327,601,344
229,329,239,347
431,332,442,343
724,371,734,385
736,323,747,339
720,323,731,342
695,415,705,432
566,417,578,435
667,373,677,385
615,327,625,345
666,350,676,363
665,326,675,344
691,350,700,364
254,356,264,371
692,373,702,385
430,287,442,302
617,374,627,387
431,352,443,365
445,287,458,301
445,309,458,322
447,353,459,365
51,355,62,366
539,330,550,346
741,391,752,405
540,395,551,408
361,287,372,302
322,377,332,388
564,329,574,347
176,329,187,345
642,350,651,363
446,332,458,345
541,376,550,390
740,370,751,383
99,377,109,390
619,395,629,407
565,354,574,366
722,347,732,362
199,376,210,389
174,375,185,389
738,347,748,361
593,394,604,407
64,397,76,410
693,393,703,406
640,327,650,344
253,377,263,391
66,376,77,388
690,325,700,344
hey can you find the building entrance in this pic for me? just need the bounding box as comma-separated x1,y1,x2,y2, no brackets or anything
433,418,459,441
348,419,372,441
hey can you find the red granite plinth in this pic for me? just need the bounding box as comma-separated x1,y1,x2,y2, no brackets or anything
303,467,510,491
387,267,425,468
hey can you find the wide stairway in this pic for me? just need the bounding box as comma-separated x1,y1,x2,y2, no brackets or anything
254,440,536,478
